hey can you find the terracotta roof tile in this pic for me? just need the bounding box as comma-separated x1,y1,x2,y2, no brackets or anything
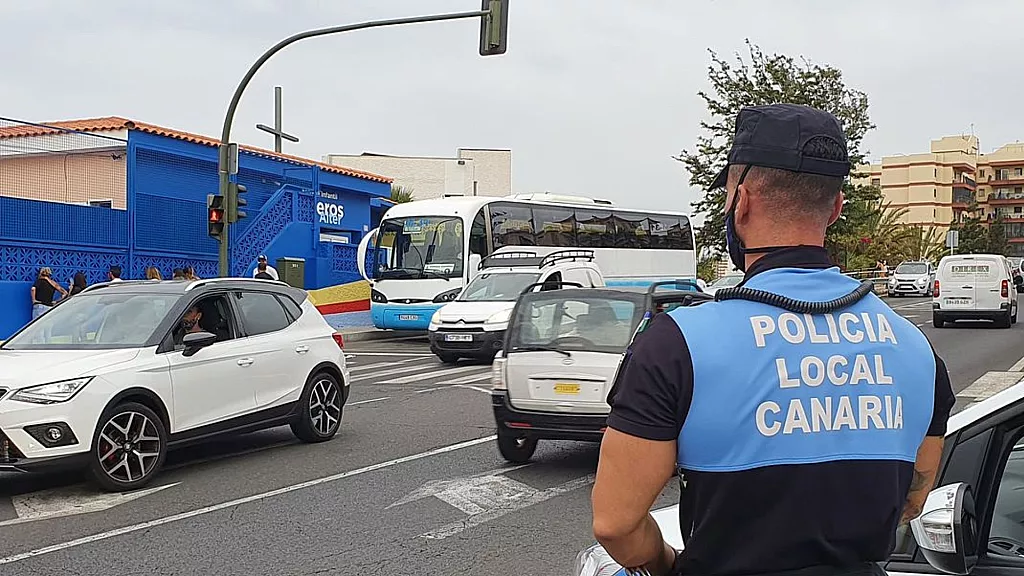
0,116,392,184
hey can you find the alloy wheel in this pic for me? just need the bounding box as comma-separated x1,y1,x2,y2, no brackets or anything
308,378,342,436
97,411,162,484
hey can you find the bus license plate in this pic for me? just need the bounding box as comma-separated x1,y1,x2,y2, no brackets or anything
444,333,473,342
398,314,419,321
554,383,580,395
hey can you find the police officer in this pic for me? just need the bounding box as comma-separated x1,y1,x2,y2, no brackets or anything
591,103,956,576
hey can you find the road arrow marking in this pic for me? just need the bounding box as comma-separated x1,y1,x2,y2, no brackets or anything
0,483,180,527
386,465,595,540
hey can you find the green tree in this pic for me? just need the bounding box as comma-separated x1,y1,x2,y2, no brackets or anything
902,225,947,262
988,214,1010,255
949,200,992,254
674,40,880,261
390,185,415,204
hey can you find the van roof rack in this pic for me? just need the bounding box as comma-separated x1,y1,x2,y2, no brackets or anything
479,251,543,270
540,249,595,268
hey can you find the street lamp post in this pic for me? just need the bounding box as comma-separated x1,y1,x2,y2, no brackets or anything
215,2,509,276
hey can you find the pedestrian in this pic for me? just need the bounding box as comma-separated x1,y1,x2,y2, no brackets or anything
252,255,279,280
107,265,123,283
31,267,68,319
171,268,185,280
590,103,956,576
68,272,87,296
145,266,163,281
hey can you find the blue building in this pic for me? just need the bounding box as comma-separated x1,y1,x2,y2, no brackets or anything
0,116,393,338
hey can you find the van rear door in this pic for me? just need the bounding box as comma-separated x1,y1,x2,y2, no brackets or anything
969,257,1004,311
941,256,1001,312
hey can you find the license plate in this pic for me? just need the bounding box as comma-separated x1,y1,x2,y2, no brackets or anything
444,333,473,342
553,383,580,395
945,298,971,306
398,314,419,321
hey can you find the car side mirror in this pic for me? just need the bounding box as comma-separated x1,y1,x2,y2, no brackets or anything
1014,275,1023,286
695,279,707,291
911,483,979,575
182,331,217,357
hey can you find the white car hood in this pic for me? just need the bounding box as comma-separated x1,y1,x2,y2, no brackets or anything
0,348,141,389
436,301,514,323
893,274,928,282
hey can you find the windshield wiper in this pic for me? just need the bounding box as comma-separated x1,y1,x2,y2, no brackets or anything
512,345,572,357
420,269,450,282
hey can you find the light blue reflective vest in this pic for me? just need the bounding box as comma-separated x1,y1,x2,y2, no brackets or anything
669,267,935,472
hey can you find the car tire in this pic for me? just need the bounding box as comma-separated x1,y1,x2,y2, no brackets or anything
997,310,1013,329
436,352,459,365
496,431,538,464
87,401,168,493
1013,307,1018,325
933,314,945,328
291,371,344,443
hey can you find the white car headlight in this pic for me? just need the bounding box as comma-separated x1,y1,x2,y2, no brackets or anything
485,309,512,326
573,544,622,576
11,377,94,404
429,310,443,327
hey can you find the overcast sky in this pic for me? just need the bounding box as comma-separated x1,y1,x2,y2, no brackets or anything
3,0,1022,215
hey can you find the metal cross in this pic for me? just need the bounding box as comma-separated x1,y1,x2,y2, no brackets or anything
256,86,300,152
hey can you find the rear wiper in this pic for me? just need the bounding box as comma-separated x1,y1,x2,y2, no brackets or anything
512,345,572,357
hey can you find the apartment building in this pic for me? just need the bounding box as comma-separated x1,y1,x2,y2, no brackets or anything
854,135,1024,255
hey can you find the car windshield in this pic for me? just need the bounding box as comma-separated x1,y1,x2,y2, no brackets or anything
508,294,644,354
373,216,464,280
459,272,540,302
710,275,743,288
2,292,178,350
896,263,928,275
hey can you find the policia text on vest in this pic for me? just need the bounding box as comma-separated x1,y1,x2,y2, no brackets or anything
751,310,903,438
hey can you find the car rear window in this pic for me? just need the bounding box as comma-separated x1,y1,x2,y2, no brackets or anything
508,293,645,355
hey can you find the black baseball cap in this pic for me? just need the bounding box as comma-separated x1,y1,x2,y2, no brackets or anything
709,103,852,190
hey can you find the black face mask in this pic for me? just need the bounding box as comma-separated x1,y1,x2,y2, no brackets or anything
723,165,796,273
181,317,199,330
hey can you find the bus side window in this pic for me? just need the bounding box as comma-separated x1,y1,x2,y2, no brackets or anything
469,209,489,257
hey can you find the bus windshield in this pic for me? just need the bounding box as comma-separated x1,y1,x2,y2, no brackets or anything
373,216,465,280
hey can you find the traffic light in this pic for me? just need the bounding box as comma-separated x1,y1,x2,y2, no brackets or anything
226,182,248,224
479,0,509,56
208,194,225,239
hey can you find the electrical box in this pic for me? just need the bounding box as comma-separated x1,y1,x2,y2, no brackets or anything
276,257,305,289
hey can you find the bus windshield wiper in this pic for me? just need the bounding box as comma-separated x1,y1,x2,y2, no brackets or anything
512,345,571,357
420,269,450,281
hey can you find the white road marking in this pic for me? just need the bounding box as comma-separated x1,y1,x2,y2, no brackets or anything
453,384,492,394
1010,353,1024,372
957,371,1024,403
0,435,497,566
440,373,492,385
350,362,441,382
377,365,486,385
349,358,421,373
0,483,180,527
343,352,435,357
348,397,390,406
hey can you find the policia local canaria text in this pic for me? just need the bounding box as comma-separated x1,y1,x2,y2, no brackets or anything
751,311,903,438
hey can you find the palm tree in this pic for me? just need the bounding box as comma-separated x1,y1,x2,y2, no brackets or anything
390,185,415,204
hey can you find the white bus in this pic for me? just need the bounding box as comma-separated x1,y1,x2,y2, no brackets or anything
356,193,697,331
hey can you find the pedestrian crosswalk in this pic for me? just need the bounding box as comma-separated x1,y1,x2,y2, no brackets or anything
346,354,492,387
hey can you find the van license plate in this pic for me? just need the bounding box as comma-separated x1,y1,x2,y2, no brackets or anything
554,383,580,395
945,298,971,306
398,314,419,321
444,333,473,342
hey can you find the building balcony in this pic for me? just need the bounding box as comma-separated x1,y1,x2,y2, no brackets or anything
953,189,975,206
985,174,1024,186
954,175,977,188
988,191,1024,204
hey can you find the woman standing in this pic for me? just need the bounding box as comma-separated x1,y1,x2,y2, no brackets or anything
31,267,68,319
145,266,163,281
68,272,87,296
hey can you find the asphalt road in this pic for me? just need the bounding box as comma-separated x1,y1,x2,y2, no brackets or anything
0,296,1022,576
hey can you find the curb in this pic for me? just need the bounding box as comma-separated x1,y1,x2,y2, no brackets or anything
340,329,428,343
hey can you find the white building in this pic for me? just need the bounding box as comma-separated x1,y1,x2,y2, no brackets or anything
322,148,511,201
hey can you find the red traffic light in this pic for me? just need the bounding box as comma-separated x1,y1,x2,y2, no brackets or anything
209,208,224,223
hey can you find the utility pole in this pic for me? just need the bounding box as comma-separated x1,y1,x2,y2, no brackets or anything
214,1,509,276
256,86,300,153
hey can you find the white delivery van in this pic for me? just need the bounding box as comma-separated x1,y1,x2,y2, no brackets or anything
427,248,604,363
933,253,1020,328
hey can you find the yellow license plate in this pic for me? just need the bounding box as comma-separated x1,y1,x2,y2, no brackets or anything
554,383,580,395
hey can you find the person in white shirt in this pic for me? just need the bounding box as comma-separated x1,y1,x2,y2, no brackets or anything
108,265,124,282
252,255,279,280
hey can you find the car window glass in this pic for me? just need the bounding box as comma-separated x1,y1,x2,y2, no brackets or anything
236,291,293,336
171,295,236,350
509,295,642,353
988,437,1024,559
277,295,302,320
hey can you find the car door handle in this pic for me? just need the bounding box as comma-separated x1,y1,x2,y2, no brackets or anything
295,346,309,354
237,358,254,367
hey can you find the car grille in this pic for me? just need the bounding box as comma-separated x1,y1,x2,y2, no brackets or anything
0,430,25,463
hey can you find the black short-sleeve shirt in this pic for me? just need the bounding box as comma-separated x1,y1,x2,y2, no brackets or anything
606,247,956,575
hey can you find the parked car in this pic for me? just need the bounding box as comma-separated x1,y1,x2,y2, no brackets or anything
574,377,1024,576
0,277,348,492
888,260,935,297
428,248,604,364
702,273,743,297
491,282,710,463
933,253,1021,328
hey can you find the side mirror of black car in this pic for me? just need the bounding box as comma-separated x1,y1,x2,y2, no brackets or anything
182,331,217,357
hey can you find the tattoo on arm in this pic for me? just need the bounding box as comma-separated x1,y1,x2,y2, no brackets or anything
909,469,930,492
901,469,931,524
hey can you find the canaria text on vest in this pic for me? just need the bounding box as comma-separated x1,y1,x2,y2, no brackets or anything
749,311,901,438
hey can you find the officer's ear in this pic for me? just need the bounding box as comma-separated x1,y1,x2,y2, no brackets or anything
826,190,844,227
734,181,754,224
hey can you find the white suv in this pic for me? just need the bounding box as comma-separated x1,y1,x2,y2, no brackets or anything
0,278,349,491
933,253,1020,328
428,248,605,363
